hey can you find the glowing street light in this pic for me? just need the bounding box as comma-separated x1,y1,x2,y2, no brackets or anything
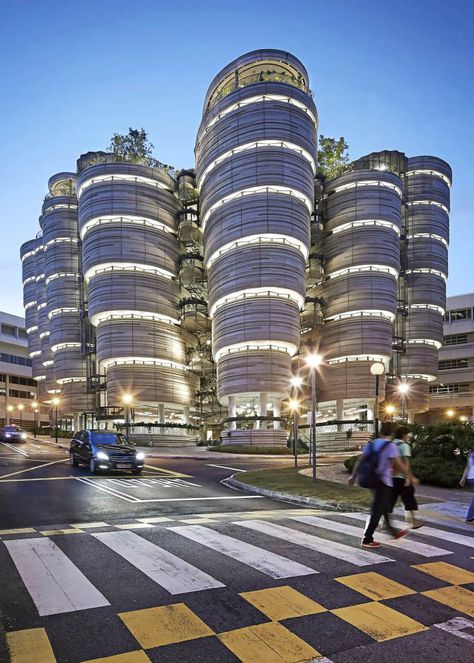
397,382,411,421
460,415,467,423
305,352,323,480
446,409,455,419
385,404,396,421
122,394,134,442
7,404,13,425
370,362,385,437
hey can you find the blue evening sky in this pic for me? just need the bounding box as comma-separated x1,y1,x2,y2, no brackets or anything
1,0,472,316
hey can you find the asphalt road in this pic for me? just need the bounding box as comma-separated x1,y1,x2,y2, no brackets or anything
1,439,474,663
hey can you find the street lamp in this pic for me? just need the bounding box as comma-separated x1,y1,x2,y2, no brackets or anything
7,404,13,425
52,397,60,444
32,401,38,438
305,352,323,481
18,403,24,428
385,404,396,421
397,382,410,422
446,409,455,419
122,394,133,442
289,398,300,468
370,362,385,437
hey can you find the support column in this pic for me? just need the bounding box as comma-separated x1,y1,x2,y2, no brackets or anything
183,406,190,425
259,393,267,430
273,400,280,430
73,413,80,432
228,395,236,430
336,399,344,432
158,403,165,425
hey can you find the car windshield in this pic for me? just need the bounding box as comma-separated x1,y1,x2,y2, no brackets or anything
91,432,128,446
4,426,22,432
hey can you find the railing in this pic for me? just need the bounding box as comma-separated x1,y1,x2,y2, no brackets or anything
208,71,311,109
76,151,177,180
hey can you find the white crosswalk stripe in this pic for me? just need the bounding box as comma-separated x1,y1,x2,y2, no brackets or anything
4,537,110,615
170,525,316,578
291,515,453,557
341,512,474,549
235,520,393,566
92,530,224,594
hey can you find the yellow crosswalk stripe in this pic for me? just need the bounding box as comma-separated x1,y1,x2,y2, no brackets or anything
422,586,474,617
119,603,214,649
218,622,320,662
412,562,474,585
7,628,56,663
332,601,428,642
82,651,151,663
240,585,326,621
40,529,82,536
0,528,36,535
335,572,416,601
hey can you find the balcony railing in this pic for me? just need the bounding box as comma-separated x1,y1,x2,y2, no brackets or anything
208,71,312,109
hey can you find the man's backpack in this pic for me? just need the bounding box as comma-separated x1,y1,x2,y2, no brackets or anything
356,439,391,489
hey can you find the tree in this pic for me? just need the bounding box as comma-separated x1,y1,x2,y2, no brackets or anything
109,128,154,164
317,135,350,180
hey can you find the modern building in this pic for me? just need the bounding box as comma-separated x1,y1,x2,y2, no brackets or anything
0,310,48,430
424,293,474,423
20,49,451,445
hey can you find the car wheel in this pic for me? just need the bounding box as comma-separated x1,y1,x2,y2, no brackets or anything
132,469,142,475
70,452,78,467
89,458,97,474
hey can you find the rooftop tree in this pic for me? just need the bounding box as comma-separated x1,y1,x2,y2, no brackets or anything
317,135,350,179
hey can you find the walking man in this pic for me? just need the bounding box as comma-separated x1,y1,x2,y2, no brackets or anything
349,421,409,548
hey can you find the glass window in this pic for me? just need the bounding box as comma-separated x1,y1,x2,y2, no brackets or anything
1,324,17,336
429,383,470,394
18,328,28,339
438,359,469,370
0,353,32,367
91,432,128,446
450,308,472,321
443,334,468,345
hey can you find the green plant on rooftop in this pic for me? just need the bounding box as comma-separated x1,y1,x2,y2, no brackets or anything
317,135,350,179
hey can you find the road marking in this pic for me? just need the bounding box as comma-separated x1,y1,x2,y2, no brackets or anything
207,463,246,471
75,477,140,502
180,518,218,524
236,520,393,566
293,515,452,557
4,537,110,615
83,651,152,663
115,523,155,530
412,562,474,585
143,464,192,478
434,616,474,643
137,517,173,523
335,572,416,601
119,603,215,649
332,601,428,641
0,459,67,480
383,516,474,549
69,522,111,529
170,525,316,579
6,627,56,663
422,586,474,617
0,527,36,535
240,586,326,620
92,530,224,594
1,442,29,456
39,529,83,536
218,622,320,662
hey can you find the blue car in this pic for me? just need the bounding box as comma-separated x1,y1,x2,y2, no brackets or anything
69,430,145,474
0,425,28,443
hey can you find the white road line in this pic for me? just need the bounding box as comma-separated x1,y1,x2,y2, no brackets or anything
0,459,68,480
137,495,264,503
75,477,140,502
236,520,393,566
1,442,29,456
4,537,109,615
92,530,224,594
207,464,246,471
170,525,316,579
292,515,452,558
342,512,474,550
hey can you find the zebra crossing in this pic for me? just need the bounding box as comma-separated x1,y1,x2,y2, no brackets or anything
2,512,473,620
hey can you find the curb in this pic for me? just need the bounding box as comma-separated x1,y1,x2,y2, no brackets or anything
222,475,367,512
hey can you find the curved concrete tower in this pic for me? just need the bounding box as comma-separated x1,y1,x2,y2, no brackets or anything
76,158,198,414
196,49,318,443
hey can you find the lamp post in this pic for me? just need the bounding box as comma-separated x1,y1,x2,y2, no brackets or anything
305,353,322,481
122,394,133,442
385,404,395,422
370,362,385,438
397,382,410,422
290,376,303,468
32,401,38,438
52,397,60,444
446,409,455,420
7,404,13,425
18,403,24,428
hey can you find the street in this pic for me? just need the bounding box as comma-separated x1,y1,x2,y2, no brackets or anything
1,440,474,662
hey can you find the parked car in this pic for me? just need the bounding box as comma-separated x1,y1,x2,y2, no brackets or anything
0,425,27,443
69,430,145,474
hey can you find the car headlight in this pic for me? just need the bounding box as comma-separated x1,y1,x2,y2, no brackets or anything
5,434,11,438
135,452,145,460
96,451,109,461
21,433,27,440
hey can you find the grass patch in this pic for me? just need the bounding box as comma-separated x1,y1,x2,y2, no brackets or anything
235,466,373,508
209,445,307,455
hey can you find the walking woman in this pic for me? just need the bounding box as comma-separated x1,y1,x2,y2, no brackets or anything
390,426,423,529
460,446,474,523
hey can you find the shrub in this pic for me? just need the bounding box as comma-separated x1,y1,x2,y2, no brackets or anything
344,454,360,473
